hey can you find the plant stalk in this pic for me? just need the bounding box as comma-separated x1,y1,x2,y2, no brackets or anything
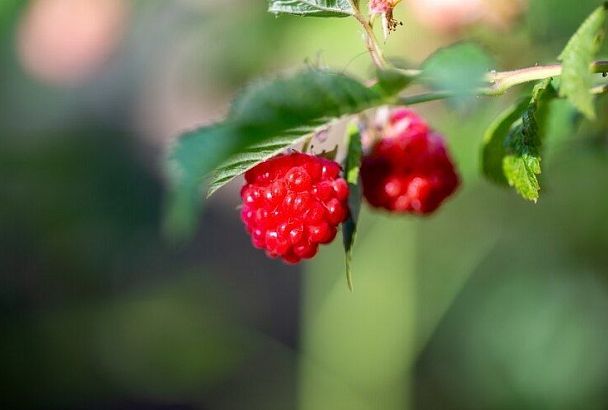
347,0,387,69
396,60,608,105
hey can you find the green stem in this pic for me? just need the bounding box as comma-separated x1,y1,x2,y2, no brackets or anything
347,0,387,69
397,91,454,105
485,60,608,95
396,60,608,105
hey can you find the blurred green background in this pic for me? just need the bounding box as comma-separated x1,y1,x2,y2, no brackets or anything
1,1,608,409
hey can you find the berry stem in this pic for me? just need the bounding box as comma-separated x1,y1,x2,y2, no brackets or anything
395,60,608,105
485,60,608,95
347,0,387,69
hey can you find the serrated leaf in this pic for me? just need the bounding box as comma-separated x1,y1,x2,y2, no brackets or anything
558,3,608,119
202,71,382,199
502,79,557,202
342,123,362,291
230,70,380,132
207,134,310,198
268,0,353,17
503,111,543,202
482,99,529,185
421,43,493,101
166,69,388,239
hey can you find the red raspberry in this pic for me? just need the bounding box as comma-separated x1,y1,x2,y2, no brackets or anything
360,108,460,215
240,153,349,264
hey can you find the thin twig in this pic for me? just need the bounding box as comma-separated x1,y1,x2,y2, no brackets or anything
347,0,386,69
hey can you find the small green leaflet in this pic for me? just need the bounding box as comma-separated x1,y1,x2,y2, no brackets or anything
267,0,354,17
558,3,608,119
503,79,557,202
482,98,529,186
342,123,362,291
481,79,557,202
503,109,543,202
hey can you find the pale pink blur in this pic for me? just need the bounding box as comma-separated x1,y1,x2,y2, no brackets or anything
408,0,527,33
17,0,130,86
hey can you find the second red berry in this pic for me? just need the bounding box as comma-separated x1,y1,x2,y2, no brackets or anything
360,108,460,215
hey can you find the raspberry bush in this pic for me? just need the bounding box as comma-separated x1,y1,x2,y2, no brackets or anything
166,1,608,287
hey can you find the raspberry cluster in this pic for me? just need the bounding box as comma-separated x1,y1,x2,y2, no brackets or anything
360,108,460,215
240,153,349,264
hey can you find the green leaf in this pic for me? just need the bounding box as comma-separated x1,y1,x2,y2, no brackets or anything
373,68,416,97
165,124,240,239
502,112,543,202
207,133,310,198
421,43,493,99
166,69,387,239
558,3,608,119
268,0,354,17
481,99,529,186
502,79,557,202
230,70,380,132
342,123,363,291
203,70,382,197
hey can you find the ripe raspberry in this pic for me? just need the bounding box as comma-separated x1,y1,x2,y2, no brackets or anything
240,153,349,264
360,108,460,215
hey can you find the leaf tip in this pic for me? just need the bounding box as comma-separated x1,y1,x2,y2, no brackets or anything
346,264,354,292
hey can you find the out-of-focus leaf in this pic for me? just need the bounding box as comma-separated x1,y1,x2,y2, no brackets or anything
342,123,362,291
165,124,239,239
421,43,493,100
373,68,416,97
267,0,354,17
558,3,608,119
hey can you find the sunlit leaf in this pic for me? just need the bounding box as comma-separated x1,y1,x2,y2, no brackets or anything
503,79,557,202
267,0,354,17
558,3,608,119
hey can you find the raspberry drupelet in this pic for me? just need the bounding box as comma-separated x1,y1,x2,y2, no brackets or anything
361,108,460,215
240,153,349,264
